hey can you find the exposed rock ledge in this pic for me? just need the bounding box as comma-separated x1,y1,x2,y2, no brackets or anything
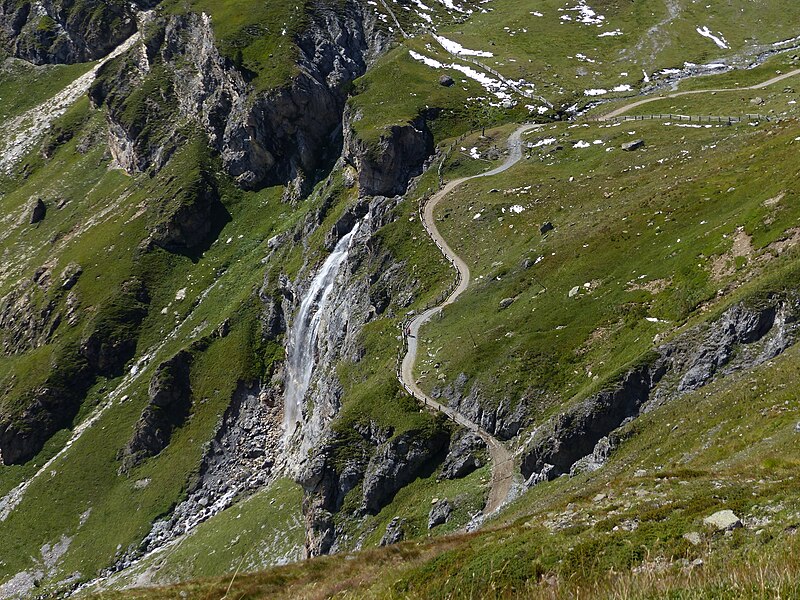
521,294,799,483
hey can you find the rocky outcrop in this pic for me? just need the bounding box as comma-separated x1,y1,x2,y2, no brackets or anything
439,430,487,480
362,429,449,514
433,372,526,440
0,278,149,465
0,342,92,465
80,278,149,377
380,517,405,546
428,499,452,529
0,0,155,65
145,162,230,257
119,351,193,473
521,294,800,483
342,106,436,197
28,198,46,224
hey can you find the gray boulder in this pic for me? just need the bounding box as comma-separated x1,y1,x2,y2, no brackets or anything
621,139,644,151
703,510,742,532
29,198,46,224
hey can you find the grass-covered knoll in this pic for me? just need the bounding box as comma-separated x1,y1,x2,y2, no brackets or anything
348,43,529,146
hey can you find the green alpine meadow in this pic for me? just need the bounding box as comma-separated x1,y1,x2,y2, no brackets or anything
0,0,799,597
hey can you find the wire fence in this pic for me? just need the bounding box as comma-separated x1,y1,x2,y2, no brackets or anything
603,113,772,124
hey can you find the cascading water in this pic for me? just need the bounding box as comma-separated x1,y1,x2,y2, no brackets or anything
283,223,360,434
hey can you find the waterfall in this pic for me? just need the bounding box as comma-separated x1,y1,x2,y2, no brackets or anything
283,223,360,433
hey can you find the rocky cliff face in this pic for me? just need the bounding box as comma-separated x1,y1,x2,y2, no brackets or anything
521,294,800,483
433,372,527,441
0,277,148,466
0,0,155,65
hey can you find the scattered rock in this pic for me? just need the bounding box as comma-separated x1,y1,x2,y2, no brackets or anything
439,74,455,87
750,96,765,106
795,421,800,433
499,297,515,310
216,318,230,338
569,285,580,298
428,499,452,529
703,509,742,532
380,517,405,546
683,531,702,546
621,139,644,152
540,221,554,235
29,198,46,224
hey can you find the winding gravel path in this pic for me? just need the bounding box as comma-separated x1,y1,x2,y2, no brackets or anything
399,123,539,514
599,67,800,121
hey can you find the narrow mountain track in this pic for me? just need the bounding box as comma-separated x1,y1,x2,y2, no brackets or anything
599,67,800,121
396,66,800,516
399,123,539,515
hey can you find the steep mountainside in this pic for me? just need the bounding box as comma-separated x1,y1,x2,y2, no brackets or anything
0,0,800,598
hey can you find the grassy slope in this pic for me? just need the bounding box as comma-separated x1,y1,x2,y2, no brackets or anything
416,114,800,419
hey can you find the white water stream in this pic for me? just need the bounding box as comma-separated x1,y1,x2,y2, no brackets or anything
283,224,360,433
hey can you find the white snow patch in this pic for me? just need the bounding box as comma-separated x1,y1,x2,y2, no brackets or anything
438,0,465,12
434,34,493,57
598,29,622,37
529,137,557,148
584,88,607,96
409,50,444,68
566,1,605,25
612,84,632,92
696,26,728,49
469,147,481,159
573,140,591,148
508,205,525,214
